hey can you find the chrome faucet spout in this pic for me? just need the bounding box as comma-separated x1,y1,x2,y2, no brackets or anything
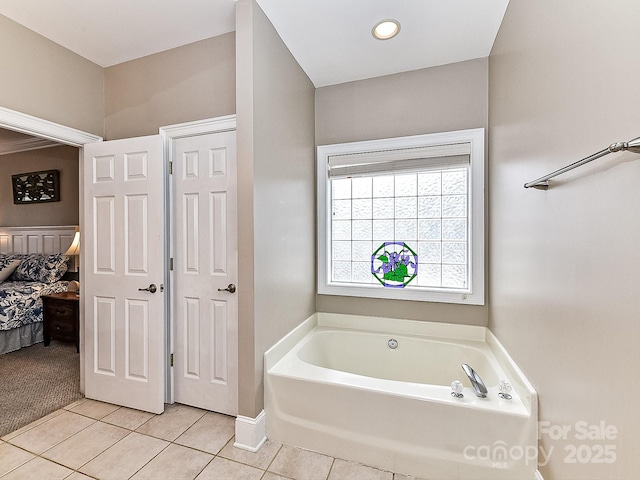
461,363,488,398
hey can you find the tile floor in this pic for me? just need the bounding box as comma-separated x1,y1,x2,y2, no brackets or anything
0,399,425,480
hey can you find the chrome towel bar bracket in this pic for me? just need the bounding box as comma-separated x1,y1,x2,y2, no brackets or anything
524,136,640,190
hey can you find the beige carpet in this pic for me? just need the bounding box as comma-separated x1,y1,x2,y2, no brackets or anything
0,340,82,437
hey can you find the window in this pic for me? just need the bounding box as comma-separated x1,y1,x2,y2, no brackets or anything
317,129,484,304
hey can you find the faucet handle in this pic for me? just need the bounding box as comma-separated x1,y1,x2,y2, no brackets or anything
461,363,488,398
451,380,464,398
498,380,512,400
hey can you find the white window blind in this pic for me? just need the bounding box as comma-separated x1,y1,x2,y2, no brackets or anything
328,143,470,178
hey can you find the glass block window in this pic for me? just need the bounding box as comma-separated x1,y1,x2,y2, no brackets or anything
317,129,485,305
330,168,469,289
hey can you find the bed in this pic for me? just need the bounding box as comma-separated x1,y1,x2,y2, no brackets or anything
0,226,77,354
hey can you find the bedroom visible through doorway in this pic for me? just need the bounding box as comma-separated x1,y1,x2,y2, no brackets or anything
0,105,103,394
0,107,96,433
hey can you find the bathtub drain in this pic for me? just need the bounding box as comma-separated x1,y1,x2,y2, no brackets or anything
388,338,398,349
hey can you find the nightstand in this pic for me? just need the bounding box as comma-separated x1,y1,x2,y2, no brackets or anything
42,292,80,353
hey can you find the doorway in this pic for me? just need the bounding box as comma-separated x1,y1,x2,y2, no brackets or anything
0,106,102,393
0,107,239,417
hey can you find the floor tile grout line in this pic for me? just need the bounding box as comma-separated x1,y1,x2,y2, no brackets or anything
120,438,174,480
259,467,295,480
10,430,392,480
0,407,67,442
59,423,163,478
69,426,139,476
75,412,223,478
79,414,234,480
63,398,89,412
8,413,99,459
167,427,267,477
58,404,119,426
126,409,155,431
325,457,336,480
4,401,422,480
7,404,236,479
39,427,134,478
157,423,284,478
259,442,284,478
124,428,249,480
6,428,169,480
185,448,216,480
132,406,207,442
0,444,36,479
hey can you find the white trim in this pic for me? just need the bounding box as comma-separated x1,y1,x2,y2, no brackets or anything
234,410,267,452
0,136,60,156
317,128,485,305
0,225,77,255
535,470,545,480
160,115,237,139
0,106,102,146
159,115,237,404
319,129,478,157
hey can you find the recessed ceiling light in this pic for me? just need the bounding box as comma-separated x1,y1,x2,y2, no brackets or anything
372,19,401,40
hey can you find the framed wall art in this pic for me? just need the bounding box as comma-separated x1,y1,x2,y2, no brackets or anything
12,170,60,204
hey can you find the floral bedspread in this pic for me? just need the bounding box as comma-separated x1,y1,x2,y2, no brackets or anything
0,281,68,331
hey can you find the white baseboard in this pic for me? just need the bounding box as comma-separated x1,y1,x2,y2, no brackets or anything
535,470,544,480
234,410,267,452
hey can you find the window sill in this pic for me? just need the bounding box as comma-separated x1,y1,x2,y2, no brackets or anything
318,282,484,305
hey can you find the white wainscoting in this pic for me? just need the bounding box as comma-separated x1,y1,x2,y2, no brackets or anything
0,225,77,254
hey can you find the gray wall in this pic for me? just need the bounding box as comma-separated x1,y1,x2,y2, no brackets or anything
236,0,316,417
489,1,640,479
0,15,104,137
315,58,489,326
2,5,315,421
104,33,236,140
0,146,79,226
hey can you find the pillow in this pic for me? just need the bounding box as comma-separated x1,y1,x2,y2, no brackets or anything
0,259,21,283
0,254,22,274
13,253,69,283
0,254,19,268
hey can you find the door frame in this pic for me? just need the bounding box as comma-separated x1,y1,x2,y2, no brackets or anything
159,114,237,403
0,106,103,392
0,106,103,146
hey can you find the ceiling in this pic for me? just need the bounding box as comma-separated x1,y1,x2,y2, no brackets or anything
0,128,61,155
256,0,509,87
0,129,32,143
0,0,237,68
0,0,509,87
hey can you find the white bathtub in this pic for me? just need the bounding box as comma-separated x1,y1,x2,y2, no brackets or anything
265,313,538,480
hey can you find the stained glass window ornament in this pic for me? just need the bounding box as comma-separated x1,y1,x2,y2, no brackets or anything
371,242,418,288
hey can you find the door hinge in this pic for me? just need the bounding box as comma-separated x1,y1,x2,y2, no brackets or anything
170,353,174,367
169,161,173,174
169,258,174,271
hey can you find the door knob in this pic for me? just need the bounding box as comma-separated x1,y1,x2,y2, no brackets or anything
138,284,157,293
218,283,236,293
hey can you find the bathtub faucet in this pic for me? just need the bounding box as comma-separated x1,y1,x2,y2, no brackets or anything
461,364,488,398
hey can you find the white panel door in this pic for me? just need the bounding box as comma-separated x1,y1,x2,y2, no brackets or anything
83,135,165,414
173,131,238,415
